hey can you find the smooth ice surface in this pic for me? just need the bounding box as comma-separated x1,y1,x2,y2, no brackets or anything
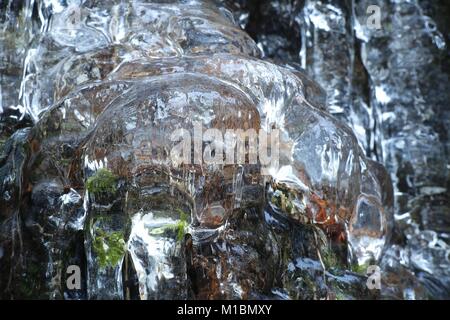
0,0,448,299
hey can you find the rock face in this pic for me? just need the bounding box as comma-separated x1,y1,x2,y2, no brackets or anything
0,0,417,300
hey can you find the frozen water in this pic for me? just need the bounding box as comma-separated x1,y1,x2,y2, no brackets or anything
0,0,448,299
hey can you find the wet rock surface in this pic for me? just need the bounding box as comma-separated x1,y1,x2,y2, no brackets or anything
0,0,448,300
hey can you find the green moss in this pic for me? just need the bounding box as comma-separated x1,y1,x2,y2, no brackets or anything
58,158,73,168
93,229,125,269
148,209,189,243
322,249,339,270
303,275,317,292
351,262,371,275
86,168,118,196
271,190,294,214
334,290,347,300
16,261,45,299
175,220,188,242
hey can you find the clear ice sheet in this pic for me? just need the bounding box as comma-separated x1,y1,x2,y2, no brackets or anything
0,0,448,299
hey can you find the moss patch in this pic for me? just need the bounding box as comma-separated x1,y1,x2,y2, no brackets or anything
334,289,348,300
148,209,189,243
322,249,340,270
271,189,294,214
16,260,45,299
175,210,189,242
351,262,372,275
86,168,118,196
93,229,125,269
